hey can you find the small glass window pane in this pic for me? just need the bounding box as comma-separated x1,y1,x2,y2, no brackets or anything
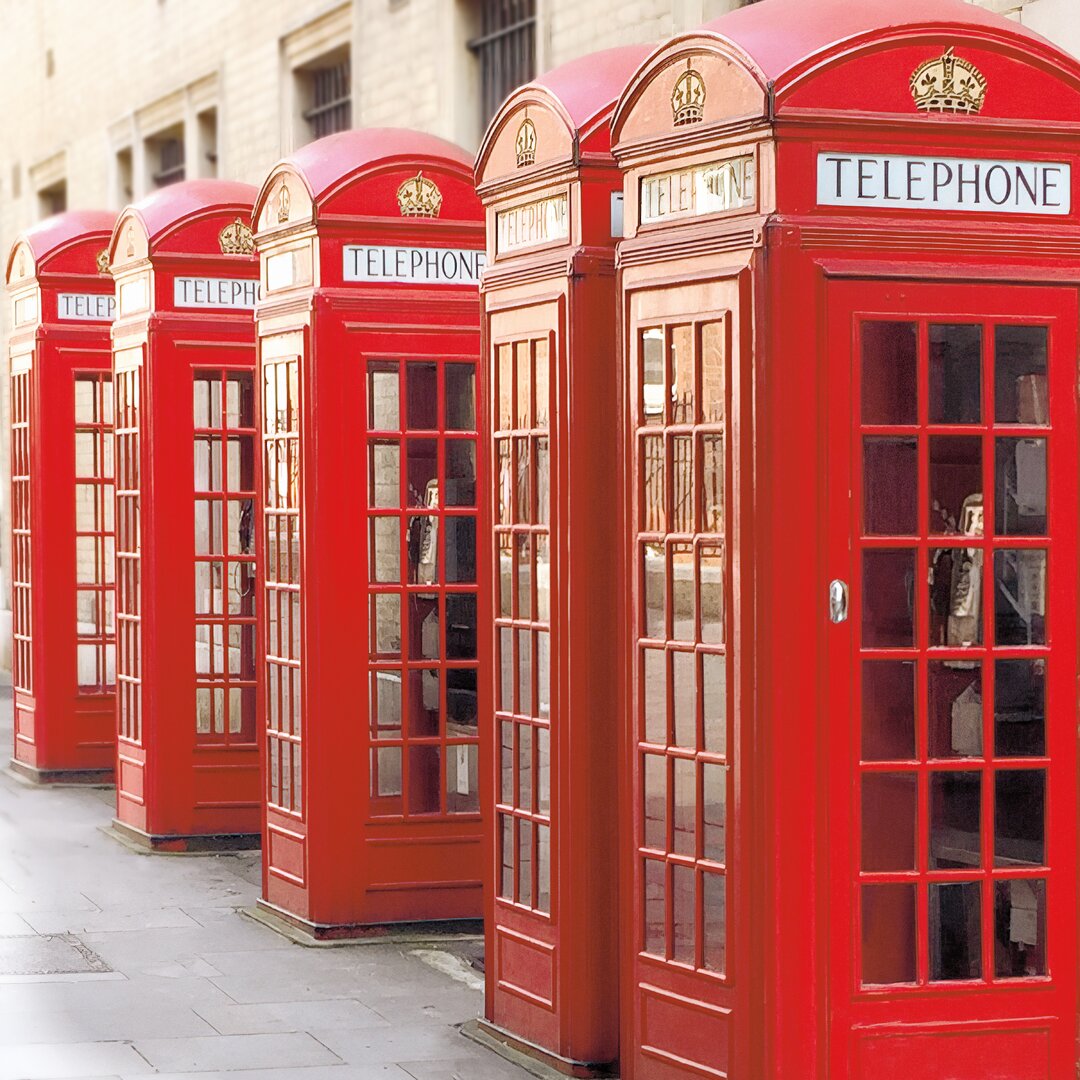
673,652,695,749
518,724,533,812
995,326,1048,425
536,438,550,526
642,329,664,425
928,663,982,759
702,654,726,755
930,324,982,424
500,721,513,802
445,440,476,506
446,744,479,814
929,882,982,981
930,546,983,649
500,814,514,898
369,441,399,508
995,659,1045,758
994,769,1045,868
865,438,917,536
499,627,513,712
672,864,695,965
671,543,694,641
537,726,550,814
670,325,694,425
408,669,439,737
643,649,666,744
536,536,550,622
862,661,916,762
700,321,724,425
371,517,400,583
518,629,532,715
643,543,665,640
407,439,438,508
516,342,532,429
643,753,666,850
929,437,982,537
863,549,915,648
862,772,917,872
537,631,550,720
534,339,550,428
407,515,438,584
862,883,917,985
673,757,695,857
994,550,1046,646
371,669,401,739
445,363,476,430
444,518,475,584
642,435,665,533
499,535,513,618
703,763,726,863
671,436,693,534
930,771,982,870
994,879,1046,977
446,594,476,660
536,823,551,913
409,593,439,660
518,818,534,906
498,345,513,431
408,745,441,814
447,668,478,733
995,438,1046,536
862,322,917,426
407,362,438,430
643,859,666,957
701,435,724,535
517,534,533,621
700,546,724,645
703,871,726,974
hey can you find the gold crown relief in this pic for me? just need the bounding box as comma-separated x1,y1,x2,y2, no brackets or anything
276,180,291,224
397,172,443,218
515,115,537,168
911,47,987,115
95,249,110,274
672,59,706,126
219,218,254,255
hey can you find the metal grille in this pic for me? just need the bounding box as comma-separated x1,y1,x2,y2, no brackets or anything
153,137,185,188
303,58,352,140
468,0,536,128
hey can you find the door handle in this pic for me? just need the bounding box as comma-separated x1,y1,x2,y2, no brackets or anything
829,579,849,624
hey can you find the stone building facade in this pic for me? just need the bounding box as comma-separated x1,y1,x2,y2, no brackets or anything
0,0,1074,666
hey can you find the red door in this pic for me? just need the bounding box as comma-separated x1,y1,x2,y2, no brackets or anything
825,280,1078,1080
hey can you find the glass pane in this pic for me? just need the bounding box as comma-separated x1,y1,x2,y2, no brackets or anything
445,440,476,506
994,549,1046,646
643,859,666,956
518,629,532,715
498,345,513,431
994,879,1046,977
407,515,438,584
516,341,532,429
227,372,255,428
446,594,476,660
929,882,982,981
642,435,665,533
407,362,438,430
537,726,550,814
445,363,476,430
671,543,694,641
227,500,254,555
500,814,514,898
703,763,726,863
371,517,400,583
862,322,917,425
408,745,441,814
672,864,695,965
862,772,917,871
409,593,439,660
930,324,982,424
930,771,982,870
702,435,723,534
673,757,695,856
642,329,664,425
643,543,665,639
702,871,726,974
864,438,917,536
643,649,666,744
446,744,479,813
643,753,666,850
862,884,917,985
447,668,478,733
670,325,694,424
515,439,531,524
536,823,551,913
929,437,982,537
928,662,983,759
863,549,915,648
700,321,724,424
371,669,401,739
500,721,513,802
499,627,513,712
407,669,439,736
370,441,399,508
518,723,533,812
407,439,438,508
673,652,695,749
536,536,550,622
76,379,98,424
702,654,726,755
536,438,549,526
499,535,513,618
930,547,983,648
369,362,399,430
671,436,693,534
445,518,475,584
994,769,1045,867
537,631,550,720
534,339,550,428
995,659,1045,758
518,818,534,906
498,442,512,525
995,326,1048,425
700,546,724,645
862,660,916,761
374,746,402,803
995,438,1046,536
516,534,533,621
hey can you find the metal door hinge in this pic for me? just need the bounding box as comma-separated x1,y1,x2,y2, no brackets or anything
829,579,849,624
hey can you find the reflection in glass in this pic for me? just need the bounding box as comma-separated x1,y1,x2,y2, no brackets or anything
407,439,438,508
864,438,917,536
371,669,401,739
862,322,917,425
702,435,723,534
516,341,532,430
673,652,695,749
534,338,549,427
701,321,724,424
930,324,982,424
995,659,1045,758
446,594,476,660
994,878,1046,977
372,517,400,582
930,546,983,648
644,858,666,957
536,536,550,622
518,724,533,812
447,668,478,733
862,883,917,985
672,543,694,641
673,758,695,856
930,771,981,870
700,546,724,645
407,515,438,584
643,649,666,744
994,769,1045,867
672,864,695,965
537,726,550,813
409,593,439,660
515,438,531,524
518,818,533,906
369,362,399,430
500,814,514,898
500,721,513,802
703,871,726,974
445,363,476,430
444,517,475,584
642,435,665,533
408,669,439,736
995,438,1046,536
537,823,551,913
499,535,513,618
518,629,532,715
703,763,726,863
407,362,438,430
930,882,982,981
445,440,476,506
928,663,982,759
643,754,666,850
671,325,694,424
408,745,441,814
863,549,915,648
702,654,726,755
862,772,917,871
537,631,550,720
536,438,550,525
446,744,479,814
499,627,513,712
929,437,982,536
642,329,664,425
862,661,916,761
994,549,1046,646
643,543,665,640
995,326,1048,425
517,534,533,621
371,594,401,658
498,441,512,525
374,746,402,807
498,345,513,431
672,436,693,534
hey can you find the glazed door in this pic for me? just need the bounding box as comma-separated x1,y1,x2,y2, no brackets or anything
626,276,746,1080
826,281,1078,1080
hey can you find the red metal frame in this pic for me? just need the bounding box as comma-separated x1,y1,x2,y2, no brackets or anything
474,47,649,1075
5,213,118,783
611,1,1080,1077
107,180,261,850
252,129,489,936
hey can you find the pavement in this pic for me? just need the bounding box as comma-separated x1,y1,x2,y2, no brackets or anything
0,686,533,1080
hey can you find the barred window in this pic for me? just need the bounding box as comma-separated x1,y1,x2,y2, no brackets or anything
467,0,536,129
302,55,352,141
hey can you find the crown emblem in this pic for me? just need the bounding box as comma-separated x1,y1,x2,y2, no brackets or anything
17,251,26,278
219,218,254,255
95,248,110,274
276,181,291,224
397,172,443,218
515,116,537,168
672,60,706,126
911,47,987,115
125,224,135,258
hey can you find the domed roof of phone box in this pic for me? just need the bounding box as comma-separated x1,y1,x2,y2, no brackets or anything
8,211,116,276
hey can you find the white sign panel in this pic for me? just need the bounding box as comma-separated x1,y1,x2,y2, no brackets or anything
496,195,569,253
817,153,1071,216
58,293,115,321
174,277,258,309
343,246,486,286
640,155,756,225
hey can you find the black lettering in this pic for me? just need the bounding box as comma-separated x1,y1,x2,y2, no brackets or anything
933,162,954,202
1042,166,1063,208
1015,166,1038,207
956,162,981,205
411,249,423,276
883,158,901,201
906,161,927,201
441,251,457,279
825,156,851,199
985,165,1012,206
857,158,876,200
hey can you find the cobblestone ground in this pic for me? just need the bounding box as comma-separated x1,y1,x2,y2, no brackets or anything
0,687,531,1080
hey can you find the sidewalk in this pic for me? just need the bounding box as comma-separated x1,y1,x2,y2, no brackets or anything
0,688,531,1080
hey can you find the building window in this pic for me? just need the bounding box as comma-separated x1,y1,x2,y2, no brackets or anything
37,179,67,218
197,108,218,178
299,52,351,141
148,126,185,188
467,0,536,128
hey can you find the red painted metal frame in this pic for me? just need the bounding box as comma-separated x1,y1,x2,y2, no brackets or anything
4,213,118,783
252,129,490,936
107,181,261,850
611,1,1080,1077
474,47,649,1075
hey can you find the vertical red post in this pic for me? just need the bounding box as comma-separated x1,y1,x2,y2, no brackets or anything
252,129,490,938
472,47,648,1074
5,213,118,783
107,181,261,850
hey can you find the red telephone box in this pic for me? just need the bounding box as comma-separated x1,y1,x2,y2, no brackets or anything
5,212,117,783
612,1,1080,1077
107,180,261,850
252,129,488,936
473,47,648,1073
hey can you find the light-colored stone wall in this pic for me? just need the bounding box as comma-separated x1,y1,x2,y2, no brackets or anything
0,0,1075,669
